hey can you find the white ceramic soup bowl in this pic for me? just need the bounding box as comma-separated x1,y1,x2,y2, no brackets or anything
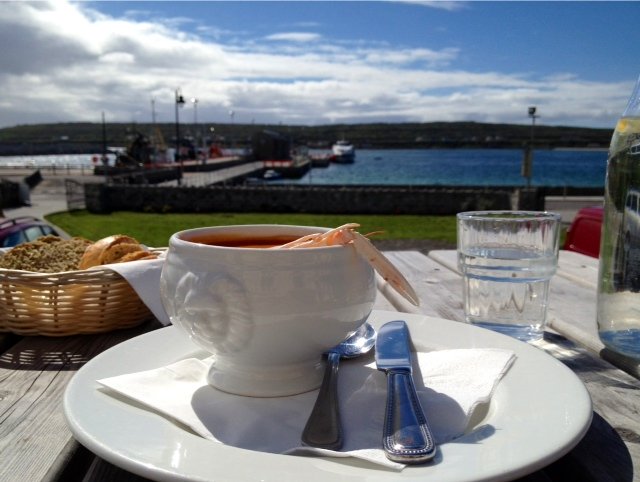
160,224,376,397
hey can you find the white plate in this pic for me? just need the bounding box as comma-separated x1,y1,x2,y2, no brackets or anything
64,310,592,482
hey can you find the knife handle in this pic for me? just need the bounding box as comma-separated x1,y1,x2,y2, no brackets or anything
301,351,343,450
383,370,436,463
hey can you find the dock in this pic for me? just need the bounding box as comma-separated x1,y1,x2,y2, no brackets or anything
179,161,264,187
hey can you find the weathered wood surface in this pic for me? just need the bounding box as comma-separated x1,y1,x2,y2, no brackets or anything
0,321,162,482
1,250,639,481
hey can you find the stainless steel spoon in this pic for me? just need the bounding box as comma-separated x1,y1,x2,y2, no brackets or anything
301,322,377,450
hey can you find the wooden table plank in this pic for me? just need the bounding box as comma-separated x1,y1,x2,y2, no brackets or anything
0,321,160,482
377,250,466,321
556,250,598,289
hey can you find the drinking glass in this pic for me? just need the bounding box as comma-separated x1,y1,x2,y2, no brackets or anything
457,211,561,342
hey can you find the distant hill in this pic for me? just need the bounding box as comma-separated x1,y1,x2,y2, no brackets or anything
0,121,613,155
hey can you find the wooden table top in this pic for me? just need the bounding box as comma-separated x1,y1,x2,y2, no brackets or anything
1,250,639,481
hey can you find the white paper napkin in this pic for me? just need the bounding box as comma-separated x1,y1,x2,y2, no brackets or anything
101,256,171,326
98,348,515,470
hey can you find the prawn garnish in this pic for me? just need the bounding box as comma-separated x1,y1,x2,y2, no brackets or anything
274,223,419,306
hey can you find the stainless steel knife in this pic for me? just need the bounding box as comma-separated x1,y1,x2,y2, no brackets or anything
375,320,436,463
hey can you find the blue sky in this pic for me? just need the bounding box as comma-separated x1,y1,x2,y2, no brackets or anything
1,1,638,129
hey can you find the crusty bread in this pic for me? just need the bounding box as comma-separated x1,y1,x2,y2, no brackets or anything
98,242,143,265
79,234,154,269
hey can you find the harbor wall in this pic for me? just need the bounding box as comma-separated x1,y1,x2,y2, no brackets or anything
84,183,546,215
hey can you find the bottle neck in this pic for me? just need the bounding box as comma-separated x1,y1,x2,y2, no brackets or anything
622,74,640,117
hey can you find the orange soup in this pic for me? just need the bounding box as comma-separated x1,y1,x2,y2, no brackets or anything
188,234,301,249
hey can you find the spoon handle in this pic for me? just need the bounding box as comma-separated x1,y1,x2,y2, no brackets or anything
301,351,343,450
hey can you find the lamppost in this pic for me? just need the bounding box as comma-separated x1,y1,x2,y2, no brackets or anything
522,106,539,187
529,106,539,146
174,88,185,164
191,97,198,124
191,97,199,152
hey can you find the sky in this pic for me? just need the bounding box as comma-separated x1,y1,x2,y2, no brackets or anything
1,1,639,130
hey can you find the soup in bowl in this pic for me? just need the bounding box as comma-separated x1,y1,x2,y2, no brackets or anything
159,224,376,397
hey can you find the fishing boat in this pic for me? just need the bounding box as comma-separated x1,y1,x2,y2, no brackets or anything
252,130,311,178
331,140,355,164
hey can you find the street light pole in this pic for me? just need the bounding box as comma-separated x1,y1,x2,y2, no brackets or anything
175,88,185,163
529,106,538,148
191,97,198,125
522,106,539,188
191,97,199,152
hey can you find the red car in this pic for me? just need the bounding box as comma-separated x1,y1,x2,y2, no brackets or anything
563,206,603,258
0,216,61,248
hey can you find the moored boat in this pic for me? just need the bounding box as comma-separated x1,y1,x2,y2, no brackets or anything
331,140,355,164
252,130,311,178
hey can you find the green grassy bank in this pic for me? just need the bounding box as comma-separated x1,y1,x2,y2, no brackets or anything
47,211,457,247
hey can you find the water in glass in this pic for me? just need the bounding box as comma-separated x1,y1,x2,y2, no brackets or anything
460,246,556,342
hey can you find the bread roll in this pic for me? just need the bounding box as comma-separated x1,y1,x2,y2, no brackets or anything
99,243,142,264
79,234,144,269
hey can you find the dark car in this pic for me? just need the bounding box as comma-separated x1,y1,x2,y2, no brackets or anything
0,216,61,248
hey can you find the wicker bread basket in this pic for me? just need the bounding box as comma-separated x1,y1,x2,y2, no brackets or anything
0,261,160,337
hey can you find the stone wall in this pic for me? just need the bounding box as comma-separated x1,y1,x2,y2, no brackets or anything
85,183,545,215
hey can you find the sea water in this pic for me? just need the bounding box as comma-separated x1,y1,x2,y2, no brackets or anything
0,148,607,187
459,247,557,342
283,148,607,187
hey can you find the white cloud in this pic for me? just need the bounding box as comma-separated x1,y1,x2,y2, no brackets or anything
99,52,136,64
265,32,322,42
0,0,627,129
397,1,468,12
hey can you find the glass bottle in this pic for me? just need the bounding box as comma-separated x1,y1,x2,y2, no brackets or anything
597,75,640,359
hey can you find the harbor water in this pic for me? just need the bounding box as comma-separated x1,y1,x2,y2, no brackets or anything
0,148,607,188
285,148,606,187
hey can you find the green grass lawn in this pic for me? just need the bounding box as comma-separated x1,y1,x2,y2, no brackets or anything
46,211,458,247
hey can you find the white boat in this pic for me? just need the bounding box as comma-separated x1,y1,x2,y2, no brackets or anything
263,169,282,180
331,140,355,163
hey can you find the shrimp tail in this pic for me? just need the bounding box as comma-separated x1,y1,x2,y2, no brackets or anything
350,231,420,306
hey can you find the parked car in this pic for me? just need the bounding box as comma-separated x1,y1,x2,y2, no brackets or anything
563,206,603,258
0,216,61,248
